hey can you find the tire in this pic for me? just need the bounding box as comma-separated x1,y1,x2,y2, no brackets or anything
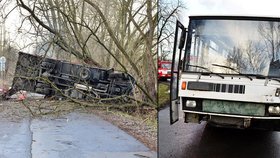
78,67,91,80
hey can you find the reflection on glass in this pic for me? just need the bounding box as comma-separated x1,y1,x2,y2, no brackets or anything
162,63,172,69
170,28,184,101
173,29,184,72
171,74,178,100
185,18,280,77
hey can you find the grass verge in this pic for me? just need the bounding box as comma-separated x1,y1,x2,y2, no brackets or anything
158,83,170,109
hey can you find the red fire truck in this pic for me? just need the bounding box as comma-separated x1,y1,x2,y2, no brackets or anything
158,60,172,81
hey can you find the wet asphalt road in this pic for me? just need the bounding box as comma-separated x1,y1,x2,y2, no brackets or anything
159,107,280,158
0,112,156,158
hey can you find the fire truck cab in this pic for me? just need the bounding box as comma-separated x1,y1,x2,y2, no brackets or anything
158,60,172,81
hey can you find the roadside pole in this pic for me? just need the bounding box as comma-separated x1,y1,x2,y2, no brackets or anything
0,56,6,90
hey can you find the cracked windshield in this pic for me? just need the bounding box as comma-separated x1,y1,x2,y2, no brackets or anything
186,18,280,77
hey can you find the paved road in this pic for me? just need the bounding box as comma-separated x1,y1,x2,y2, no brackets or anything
0,112,156,158
159,107,280,158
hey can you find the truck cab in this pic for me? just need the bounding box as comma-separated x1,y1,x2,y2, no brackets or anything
170,16,280,130
158,60,172,81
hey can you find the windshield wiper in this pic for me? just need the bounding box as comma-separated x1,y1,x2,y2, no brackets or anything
251,74,280,84
212,64,253,80
230,73,280,84
187,64,224,79
269,78,280,83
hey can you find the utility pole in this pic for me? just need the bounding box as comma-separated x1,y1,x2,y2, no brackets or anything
0,18,6,54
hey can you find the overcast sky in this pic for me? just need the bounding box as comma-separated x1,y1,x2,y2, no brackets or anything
180,0,280,25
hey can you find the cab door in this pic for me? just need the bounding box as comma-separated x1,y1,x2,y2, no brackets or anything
170,20,187,124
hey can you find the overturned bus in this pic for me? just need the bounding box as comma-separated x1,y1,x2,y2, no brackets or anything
3,52,135,100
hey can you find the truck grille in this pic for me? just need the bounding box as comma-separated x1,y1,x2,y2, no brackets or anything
213,84,245,94
187,81,245,94
203,100,265,116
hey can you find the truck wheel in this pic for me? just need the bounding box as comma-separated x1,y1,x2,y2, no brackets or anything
78,67,91,80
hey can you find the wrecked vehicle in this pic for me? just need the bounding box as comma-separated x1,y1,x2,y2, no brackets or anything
3,52,135,100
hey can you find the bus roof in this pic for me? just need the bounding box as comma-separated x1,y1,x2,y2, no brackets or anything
189,15,280,21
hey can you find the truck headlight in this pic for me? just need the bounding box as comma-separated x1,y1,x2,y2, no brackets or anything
276,88,280,97
186,100,196,108
161,70,167,74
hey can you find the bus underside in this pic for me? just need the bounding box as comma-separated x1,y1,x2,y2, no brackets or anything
2,52,135,100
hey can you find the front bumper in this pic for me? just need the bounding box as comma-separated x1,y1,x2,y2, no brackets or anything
183,110,280,119
184,110,280,131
